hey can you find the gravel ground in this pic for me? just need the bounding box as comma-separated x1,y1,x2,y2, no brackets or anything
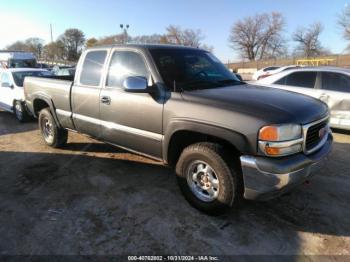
0,110,349,256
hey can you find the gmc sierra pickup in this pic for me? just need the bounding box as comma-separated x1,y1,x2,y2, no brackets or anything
24,44,332,214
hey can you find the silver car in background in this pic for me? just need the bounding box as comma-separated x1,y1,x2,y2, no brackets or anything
255,67,350,130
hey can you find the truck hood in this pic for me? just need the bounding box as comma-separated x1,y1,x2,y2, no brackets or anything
181,84,329,125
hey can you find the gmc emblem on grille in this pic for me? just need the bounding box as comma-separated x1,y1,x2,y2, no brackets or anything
319,127,327,139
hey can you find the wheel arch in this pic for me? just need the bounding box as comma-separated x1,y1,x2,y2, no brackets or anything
164,120,252,167
32,95,61,127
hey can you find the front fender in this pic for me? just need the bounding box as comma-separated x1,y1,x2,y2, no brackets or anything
163,119,254,162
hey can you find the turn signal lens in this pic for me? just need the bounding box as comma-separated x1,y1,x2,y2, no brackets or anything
265,146,280,155
262,143,302,156
259,126,278,141
258,124,303,157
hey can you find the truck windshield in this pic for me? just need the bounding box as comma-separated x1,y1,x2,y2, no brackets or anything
150,49,242,91
12,71,53,87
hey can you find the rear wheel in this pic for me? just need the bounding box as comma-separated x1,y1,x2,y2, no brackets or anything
14,100,30,122
176,142,242,215
38,108,68,148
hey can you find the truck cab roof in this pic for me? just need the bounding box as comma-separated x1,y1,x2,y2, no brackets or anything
86,44,205,52
0,51,36,60
0,68,48,73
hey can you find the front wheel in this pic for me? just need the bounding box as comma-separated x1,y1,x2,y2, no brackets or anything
14,100,30,122
38,108,68,148
176,142,242,215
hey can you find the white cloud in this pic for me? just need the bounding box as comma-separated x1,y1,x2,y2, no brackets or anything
0,12,51,48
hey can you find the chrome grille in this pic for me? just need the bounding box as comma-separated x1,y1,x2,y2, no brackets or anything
306,120,328,151
303,116,329,154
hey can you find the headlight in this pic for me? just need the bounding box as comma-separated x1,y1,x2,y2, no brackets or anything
259,124,302,141
258,124,303,157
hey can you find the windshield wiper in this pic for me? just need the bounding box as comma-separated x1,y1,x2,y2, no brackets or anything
182,80,219,90
180,78,244,91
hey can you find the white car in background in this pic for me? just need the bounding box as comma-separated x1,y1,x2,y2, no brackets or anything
0,68,52,122
253,65,300,80
252,66,280,80
255,67,350,130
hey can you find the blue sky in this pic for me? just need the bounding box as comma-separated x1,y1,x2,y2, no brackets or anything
0,0,349,61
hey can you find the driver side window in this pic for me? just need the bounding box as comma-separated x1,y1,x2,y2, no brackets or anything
106,51,149,87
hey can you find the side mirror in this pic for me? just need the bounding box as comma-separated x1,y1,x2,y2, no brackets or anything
123,76,148,93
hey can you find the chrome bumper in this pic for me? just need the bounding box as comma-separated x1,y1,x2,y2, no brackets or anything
240,133,333,201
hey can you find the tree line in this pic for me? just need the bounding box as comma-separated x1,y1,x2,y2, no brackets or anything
6,29,86,62
5,5,350,62
5,25,213,62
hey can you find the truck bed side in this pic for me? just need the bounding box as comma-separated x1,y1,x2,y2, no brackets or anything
24,77,75,129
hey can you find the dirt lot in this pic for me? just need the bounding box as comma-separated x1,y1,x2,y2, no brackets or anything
0,109,349,256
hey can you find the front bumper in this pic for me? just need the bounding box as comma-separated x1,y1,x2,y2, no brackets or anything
240,133,333,201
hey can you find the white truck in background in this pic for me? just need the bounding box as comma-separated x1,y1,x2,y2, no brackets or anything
0,51,37,69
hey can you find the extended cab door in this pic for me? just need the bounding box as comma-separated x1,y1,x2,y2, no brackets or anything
71,49,108,138
99,49,163,158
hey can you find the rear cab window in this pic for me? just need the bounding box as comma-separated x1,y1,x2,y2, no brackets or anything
274,71,317,88
79,50,107,86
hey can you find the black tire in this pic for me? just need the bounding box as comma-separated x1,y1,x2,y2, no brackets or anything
13,100,30,122
175,142,242,215
38,108,68,148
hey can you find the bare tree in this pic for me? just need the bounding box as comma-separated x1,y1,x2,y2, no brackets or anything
338,5,350,50
42,40,65,60
86,38,98,48
293,22,324,57
58,28,86,61
131,34,163,44
164,25,205,47
258,13,286,59
6,38,44,58
229,12,286,60
24,38,44,58
96,34,124,45
266,37,288,58
87,26,212,53
201,44,214,52
6,41,28,51
87,33,161,47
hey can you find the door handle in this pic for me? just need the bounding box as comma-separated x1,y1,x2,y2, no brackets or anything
101,96,111,105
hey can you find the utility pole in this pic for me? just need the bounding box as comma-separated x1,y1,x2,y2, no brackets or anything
50,24,53,43
50,23,54,65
